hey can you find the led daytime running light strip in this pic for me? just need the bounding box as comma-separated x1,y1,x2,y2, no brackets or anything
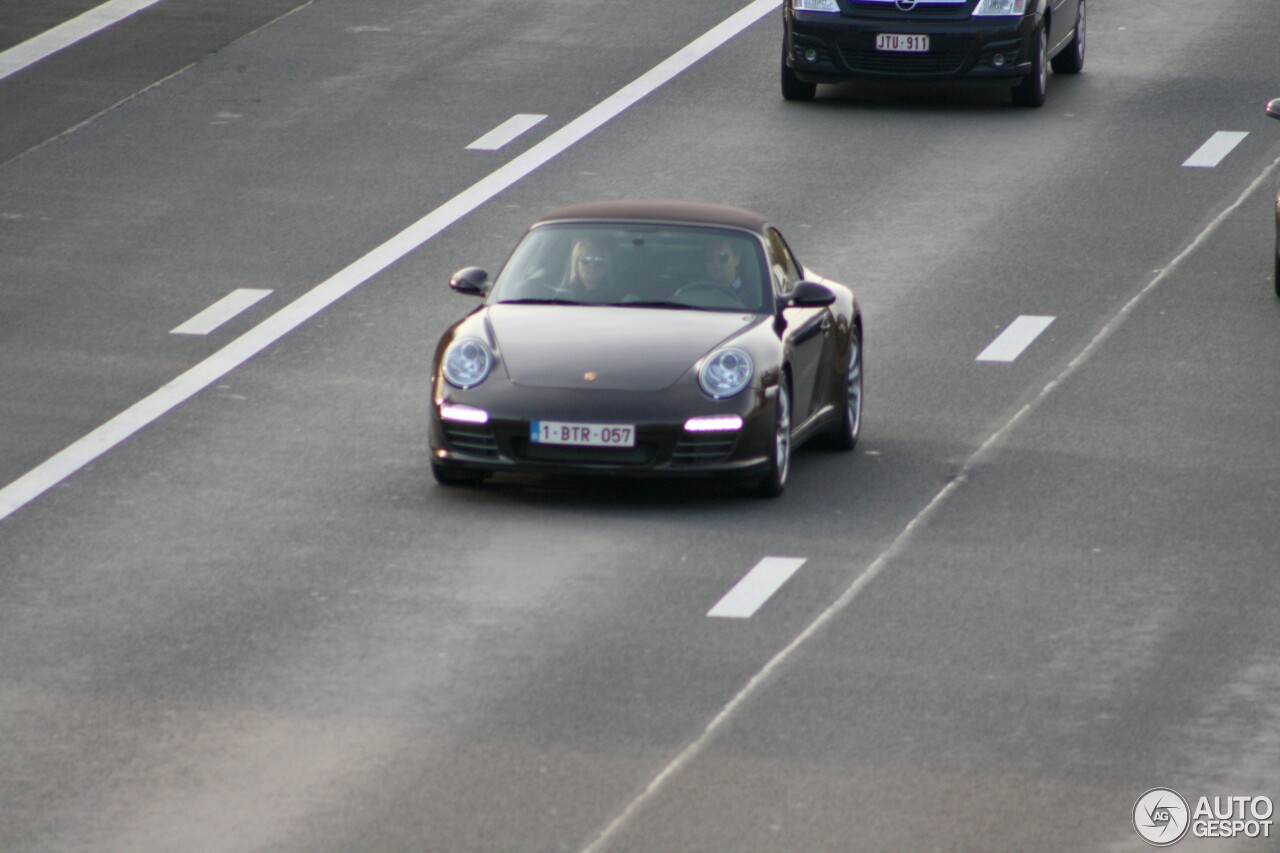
684,415,744,432
440,404,489,424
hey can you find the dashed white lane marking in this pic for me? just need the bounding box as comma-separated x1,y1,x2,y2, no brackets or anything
0,0,165,83
170,289,272,336
708,557,806,619
580,155,1280,853
0,0,782,524
466,114,548,151
1183,131,1248,168
976,315,1055,362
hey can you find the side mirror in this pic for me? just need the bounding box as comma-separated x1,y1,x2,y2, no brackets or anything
449,267,489,296
786,280,837,308
1268,98,1280,121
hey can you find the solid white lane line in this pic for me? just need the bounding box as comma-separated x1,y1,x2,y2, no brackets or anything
0,0,782,525
170,289,272,336
466,114,548,151
0,0,165,83
1183,131,1249,169
976,315,1055,363
578,154,1280,853
708,557,806,619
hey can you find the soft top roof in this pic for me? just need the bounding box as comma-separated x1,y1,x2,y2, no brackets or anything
532,200,770,234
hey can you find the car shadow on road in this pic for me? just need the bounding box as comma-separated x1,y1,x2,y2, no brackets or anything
426,445,852,512
811,79,1013,111
802,75,1083,113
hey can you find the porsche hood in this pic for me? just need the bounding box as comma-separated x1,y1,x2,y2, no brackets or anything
486,305,764,392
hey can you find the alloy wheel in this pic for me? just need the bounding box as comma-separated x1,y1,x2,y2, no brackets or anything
846,337,862,444
774,382,792,487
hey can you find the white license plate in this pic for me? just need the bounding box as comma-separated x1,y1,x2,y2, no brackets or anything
531,421,636,448
875,33,929,53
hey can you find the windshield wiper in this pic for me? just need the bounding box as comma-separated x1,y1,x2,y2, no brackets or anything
604,300,703,310
496,298,584,306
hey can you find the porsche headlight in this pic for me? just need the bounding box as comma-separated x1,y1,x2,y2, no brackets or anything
442,337,493,389
973,0,1029,15
698,348,753,399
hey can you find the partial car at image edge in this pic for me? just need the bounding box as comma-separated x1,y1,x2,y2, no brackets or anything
1270,97,1280,297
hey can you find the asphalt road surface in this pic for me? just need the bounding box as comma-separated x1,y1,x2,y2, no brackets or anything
2,1,1279,851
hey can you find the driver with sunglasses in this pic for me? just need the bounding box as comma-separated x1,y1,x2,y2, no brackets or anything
702,239,744,296
563,238,623,304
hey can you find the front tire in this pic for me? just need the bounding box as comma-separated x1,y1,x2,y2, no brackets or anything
1011,24,1047,107
755,376,793,497
1050,0,1086,74
781,48,816,102
829,328,863,452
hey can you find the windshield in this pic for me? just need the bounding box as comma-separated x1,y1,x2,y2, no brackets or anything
488,223,770,313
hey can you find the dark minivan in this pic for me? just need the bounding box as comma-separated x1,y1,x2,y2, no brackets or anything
782,0,1085,107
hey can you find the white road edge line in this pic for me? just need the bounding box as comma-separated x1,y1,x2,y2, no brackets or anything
708,557,806,619
1183,131,1249,169
0,0,166,83
577,153,1280,853
466,114,548,151
170,288,272,336
976,315,1055,362
0,0,783,524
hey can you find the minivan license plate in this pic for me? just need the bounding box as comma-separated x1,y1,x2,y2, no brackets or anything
875,33,929,52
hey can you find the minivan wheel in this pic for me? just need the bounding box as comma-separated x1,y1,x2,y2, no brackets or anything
1011,25,1047,107
1051,0,1086,74
781,48,816,102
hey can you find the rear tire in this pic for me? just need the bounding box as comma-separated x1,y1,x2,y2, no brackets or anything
781,48,816,102
1050,0,1086,74
754,376,792,497
1274,248,1279,298
1011,24,1047,107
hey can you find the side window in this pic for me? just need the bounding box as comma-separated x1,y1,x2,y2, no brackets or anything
764,228,800,296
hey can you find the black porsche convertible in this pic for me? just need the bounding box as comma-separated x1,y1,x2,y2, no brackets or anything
428,201,863,496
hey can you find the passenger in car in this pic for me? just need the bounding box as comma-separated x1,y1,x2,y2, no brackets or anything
563,237,622,303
